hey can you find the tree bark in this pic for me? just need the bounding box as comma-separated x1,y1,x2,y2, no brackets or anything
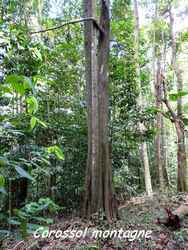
175,120,187,191
168,5,187,192
133,0,152,196
155,60,165,191
161,117,169,185
83,0,100,216
83,0,117,221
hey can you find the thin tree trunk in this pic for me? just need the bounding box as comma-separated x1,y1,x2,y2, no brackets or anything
161,117,169,185
133,0,152,196
155,60,165,191
152,2,165,192
140,141,153,195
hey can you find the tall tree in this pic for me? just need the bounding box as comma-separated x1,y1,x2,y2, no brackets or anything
133,0,153,196
152,2,168,191
83,0,117,221
167,4,187,191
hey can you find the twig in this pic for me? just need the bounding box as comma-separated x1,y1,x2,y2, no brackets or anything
30,17,104,35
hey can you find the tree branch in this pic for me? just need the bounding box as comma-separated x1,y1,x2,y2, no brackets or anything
30,17,104,35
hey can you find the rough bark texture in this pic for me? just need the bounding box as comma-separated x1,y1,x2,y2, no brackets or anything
133,0,152,196
83,0,117,221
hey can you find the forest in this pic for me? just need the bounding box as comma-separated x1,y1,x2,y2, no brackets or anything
1,0,188,249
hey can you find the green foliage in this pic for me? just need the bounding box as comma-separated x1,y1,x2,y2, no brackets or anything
46,145,64,160
8,197,61,237
169,90,188,101
30,116,37,130
30,116,47,130
15,166,34,181
0,175,5,187
26,96,38,114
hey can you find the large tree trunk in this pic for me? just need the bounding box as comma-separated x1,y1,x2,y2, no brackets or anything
98,0,117,220
83,0,117,221
133,0,152,196
169,5,187,192
83,0,100,216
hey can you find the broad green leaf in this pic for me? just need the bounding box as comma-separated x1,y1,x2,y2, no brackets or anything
47,146,64,160
5,75,34,95
26,96,38,114
30,116,37,130
5,74,25,95
15,166,34,181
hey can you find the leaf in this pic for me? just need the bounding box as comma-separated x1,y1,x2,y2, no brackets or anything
36,118,47,128
26,96,38,114
30,116,37,130
5,74,25,95
169,91,188,101
145,107,161,114
0,157,7,168
15,166,34,181
0,187,6,194
54,146,64,160
0,175,5,187
5,75,34,95
23,77,34,91
0,230,10,237
47,146,64,160
183,118,188,126
30,116,47,130
27,224,48,233
31,47,42,61
8,218,21,225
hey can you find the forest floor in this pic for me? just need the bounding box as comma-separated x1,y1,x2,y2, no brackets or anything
3,193,188,250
